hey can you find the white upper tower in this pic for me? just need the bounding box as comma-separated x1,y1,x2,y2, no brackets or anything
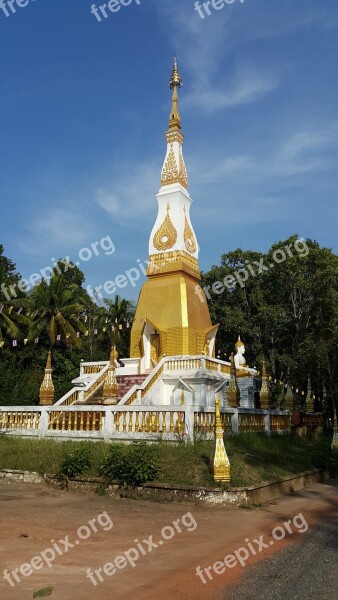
147,58,200,280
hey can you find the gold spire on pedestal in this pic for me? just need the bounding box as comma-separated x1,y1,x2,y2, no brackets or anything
39,351,54,406
305,376,314,412
227,352,240,408
213,396,231,483
103,346,119,405
285,383,294,411
260,357,271,410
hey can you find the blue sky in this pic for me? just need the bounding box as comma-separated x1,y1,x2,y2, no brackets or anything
1,0,337,301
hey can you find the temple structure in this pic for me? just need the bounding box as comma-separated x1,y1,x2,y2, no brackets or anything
57,59,259,410
130,59,218,373
0,60,316,443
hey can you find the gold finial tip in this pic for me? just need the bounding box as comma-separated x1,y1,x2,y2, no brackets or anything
46,351,52,370
169,57,182,90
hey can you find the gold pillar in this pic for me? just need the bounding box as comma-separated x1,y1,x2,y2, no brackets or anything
213,397,230,484
285,383,294,411
260,357,270,410
305,376,313,413
39,351,54,406
227,353,240,408
102,346,119,406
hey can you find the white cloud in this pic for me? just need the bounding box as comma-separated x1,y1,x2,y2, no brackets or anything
151,0,280,114
19,206,94,256
94,161,159,221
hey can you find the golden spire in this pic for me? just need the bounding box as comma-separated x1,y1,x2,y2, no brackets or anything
260,356,270,410
168,57,183,131
227,352,240,408
39,351,54,406
103,345,119,405
213,396,231,483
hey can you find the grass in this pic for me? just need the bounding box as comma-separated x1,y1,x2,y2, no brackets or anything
0,433,335,489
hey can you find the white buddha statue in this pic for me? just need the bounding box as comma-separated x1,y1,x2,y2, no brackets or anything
234,336,247,370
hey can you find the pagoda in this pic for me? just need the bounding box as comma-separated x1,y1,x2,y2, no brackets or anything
130,59,218,373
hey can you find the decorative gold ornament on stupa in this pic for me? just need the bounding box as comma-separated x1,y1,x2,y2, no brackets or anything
39,351,54,406
179,151,188,188
184,207,197,254
153,203,178,251
260,356,270,410
227,352,240,408
161,144,179,186
103,345,119,405
213,396,231,483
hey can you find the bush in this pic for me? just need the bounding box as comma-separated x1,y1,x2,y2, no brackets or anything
59,445,92,480
311,439,338,470
99,442,159,487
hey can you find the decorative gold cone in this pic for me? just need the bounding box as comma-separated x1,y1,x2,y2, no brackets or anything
260,357,270,410
227,353,240,408
39,351,54,406
285,383,294,411
305,376,313,412
213,397,230,484
102,346,119,406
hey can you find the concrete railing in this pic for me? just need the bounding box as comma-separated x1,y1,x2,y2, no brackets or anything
55,363,110,406
0,406,291,443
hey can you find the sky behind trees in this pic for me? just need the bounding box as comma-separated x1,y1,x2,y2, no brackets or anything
1,0,337,300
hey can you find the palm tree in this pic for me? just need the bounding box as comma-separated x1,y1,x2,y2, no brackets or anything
0,303,28,344
14,275,90,349
98,295,135,357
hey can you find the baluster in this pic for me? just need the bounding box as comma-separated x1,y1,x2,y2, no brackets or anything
141,412,146,432
128,412,133,432
170,412,174,433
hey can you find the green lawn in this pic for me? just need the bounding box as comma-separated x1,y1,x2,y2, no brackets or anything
0,433,335,488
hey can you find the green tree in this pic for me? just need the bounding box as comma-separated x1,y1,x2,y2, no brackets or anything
16,274,90,349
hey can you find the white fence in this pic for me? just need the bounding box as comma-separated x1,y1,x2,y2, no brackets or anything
0,406,291,443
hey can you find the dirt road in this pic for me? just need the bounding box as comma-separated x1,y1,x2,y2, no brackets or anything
0,479,337,600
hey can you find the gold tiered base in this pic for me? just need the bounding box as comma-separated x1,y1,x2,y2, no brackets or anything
130,271,216,358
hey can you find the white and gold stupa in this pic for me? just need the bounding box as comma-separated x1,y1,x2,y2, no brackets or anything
130,59,218,370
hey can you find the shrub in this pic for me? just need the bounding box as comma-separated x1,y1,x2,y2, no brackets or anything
311,439,338,470
99,442,159,487
59,445,92,480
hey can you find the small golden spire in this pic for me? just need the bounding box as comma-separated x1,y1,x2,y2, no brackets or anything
168,56,183,131
227,352,240,408
103,345,119,405
213,396,231,483
39,351,54,406
260,356,270,410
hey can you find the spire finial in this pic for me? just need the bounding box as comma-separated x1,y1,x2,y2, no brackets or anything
169,55,182,90
168,57,182,131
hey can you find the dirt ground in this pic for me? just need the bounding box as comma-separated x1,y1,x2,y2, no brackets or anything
0,479,337,600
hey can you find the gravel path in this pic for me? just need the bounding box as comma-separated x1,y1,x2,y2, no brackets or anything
225,517,338,600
